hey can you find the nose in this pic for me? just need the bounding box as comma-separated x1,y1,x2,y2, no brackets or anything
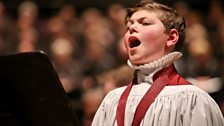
129,23,137,34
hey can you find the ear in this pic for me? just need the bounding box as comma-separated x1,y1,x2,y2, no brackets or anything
166,29,179,47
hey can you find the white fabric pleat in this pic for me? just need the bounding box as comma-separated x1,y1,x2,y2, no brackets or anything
91,52,224,126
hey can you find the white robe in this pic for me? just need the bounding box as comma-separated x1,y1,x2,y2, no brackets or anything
91,52,224,126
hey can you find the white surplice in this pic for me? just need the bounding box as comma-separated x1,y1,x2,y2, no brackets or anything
91,52,224,126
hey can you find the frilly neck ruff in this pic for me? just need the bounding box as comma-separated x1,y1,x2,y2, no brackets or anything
127,52,183,84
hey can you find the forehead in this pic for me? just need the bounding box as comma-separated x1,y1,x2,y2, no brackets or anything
129,10,160,20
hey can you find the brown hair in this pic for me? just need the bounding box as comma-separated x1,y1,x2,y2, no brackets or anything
125,1,186,51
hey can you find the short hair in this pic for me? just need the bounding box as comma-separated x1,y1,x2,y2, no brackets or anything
125,1,186,51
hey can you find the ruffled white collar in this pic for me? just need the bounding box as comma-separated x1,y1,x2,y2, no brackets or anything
127,52,182,84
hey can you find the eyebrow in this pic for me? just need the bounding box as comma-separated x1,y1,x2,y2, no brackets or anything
126,17,150,24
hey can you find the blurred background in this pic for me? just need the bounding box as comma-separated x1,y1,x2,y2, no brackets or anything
1,0,215,18
0,0,223,125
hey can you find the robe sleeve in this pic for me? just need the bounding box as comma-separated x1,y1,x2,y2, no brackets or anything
146,87,224,126
182,92,224,126
91,95,106,126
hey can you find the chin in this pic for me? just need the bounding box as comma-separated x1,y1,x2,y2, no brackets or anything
130,57,156,65
129,59,144,66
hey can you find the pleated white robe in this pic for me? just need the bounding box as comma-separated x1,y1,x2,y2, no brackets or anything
91,52,224,126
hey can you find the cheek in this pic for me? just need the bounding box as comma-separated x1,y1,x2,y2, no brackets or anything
141,27,166,44
142,27,162,40
123,34,129,49
141,31,167,50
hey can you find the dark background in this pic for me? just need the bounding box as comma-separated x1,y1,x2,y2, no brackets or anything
1,0,216,18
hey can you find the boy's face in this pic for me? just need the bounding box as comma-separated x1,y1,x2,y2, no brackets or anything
124,10,169,65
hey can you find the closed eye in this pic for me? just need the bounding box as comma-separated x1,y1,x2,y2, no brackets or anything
139,18,152,26
142,23,151,25
142,22,151,25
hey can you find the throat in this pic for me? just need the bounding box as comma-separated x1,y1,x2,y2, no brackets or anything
130,40,141,48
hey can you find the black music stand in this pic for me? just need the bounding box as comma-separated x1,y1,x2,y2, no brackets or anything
0,51,80,126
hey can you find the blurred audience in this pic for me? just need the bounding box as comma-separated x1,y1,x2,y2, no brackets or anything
50,35,83,93
81,87,103,126
97,64,134,95
16,1,41,52
0,1,15,54
0,1,224,125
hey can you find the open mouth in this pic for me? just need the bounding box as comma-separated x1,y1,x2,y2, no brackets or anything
129,37,141,48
